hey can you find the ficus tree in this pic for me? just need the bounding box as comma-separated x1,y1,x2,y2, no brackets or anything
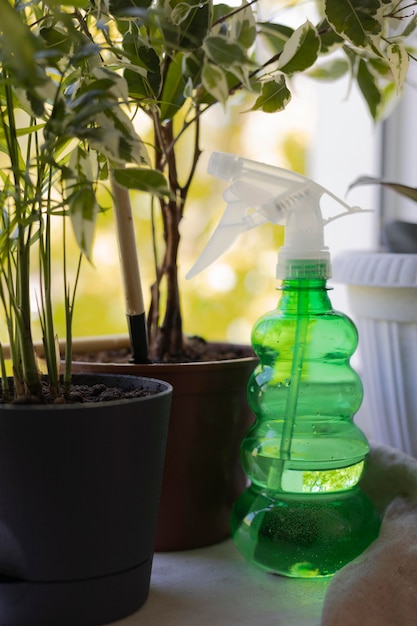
106,0,416,361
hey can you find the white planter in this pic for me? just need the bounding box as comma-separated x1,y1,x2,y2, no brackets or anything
333,252,417,457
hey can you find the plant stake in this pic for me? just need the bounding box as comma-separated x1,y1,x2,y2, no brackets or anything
111,174,150,363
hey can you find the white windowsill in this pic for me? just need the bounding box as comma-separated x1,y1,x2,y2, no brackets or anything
109,539,329,626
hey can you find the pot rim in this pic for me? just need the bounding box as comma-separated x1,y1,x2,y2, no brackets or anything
70,335,257,370
332,250,417,288
0,373,173,410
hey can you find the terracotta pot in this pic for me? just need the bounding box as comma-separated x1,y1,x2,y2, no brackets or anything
71,338,257,551
0,374,172,626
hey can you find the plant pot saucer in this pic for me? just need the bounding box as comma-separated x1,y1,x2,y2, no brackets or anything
0,558,151,626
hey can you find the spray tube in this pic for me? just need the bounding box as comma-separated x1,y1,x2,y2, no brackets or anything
188,153,380,578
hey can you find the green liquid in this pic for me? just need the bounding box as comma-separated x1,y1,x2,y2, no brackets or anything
231,485,380,577
231,277,380,576
252,455,365,494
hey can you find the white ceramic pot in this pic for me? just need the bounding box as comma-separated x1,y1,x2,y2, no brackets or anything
333,252,417,457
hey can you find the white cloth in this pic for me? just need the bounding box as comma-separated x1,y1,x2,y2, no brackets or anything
322,443,417,625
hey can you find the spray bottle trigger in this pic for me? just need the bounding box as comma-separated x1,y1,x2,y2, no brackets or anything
185,200,266,279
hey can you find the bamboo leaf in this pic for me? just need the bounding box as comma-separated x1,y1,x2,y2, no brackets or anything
112,168,172,196
64,150,99,260
67,184,98,261
0,0,39,78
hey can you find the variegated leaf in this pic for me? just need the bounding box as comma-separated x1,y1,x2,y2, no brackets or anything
386,42,409,93
251,76,292,113
325,0,392,51
202,63,229,107
278,21,321,74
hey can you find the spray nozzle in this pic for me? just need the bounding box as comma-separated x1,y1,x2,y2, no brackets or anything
186,152,363,280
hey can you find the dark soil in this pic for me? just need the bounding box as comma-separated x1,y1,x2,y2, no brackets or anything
2,380,161,405
2,339,254,405
73,336,255,364
53,382,159,404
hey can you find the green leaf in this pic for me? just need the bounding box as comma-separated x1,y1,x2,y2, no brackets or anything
71,79,118,107
43,0,90,7
109,0,153,18
316,18,344,54
64,149,100,260
349,176,417,203
183,49,205,85
278,21,321,74
68,185,98,260
159,53,187,121
171,2,196,25
93,67,130,104
367,55,392,78
212,2,235,22
308,58,349,81
180,0,212,48
400,11,417,38
88,108,150,166
230,2,257,49
203,35,254,68
0,0,45,86
122,39,161,99
357,58,382,119
251,76,291,113
124,66,151,100
0,122,45,141
39,25,73,58
159,0,212,50
386,42,409,93
112,168,172,196
258,22,294,56
202,63,229,107
325,0,389,50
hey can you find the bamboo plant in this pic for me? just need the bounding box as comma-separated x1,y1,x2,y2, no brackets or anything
0,0,166,401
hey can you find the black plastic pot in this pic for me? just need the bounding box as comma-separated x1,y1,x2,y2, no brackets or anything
0,374,172,626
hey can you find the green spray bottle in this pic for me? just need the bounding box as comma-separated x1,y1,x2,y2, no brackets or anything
187,153,380,578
